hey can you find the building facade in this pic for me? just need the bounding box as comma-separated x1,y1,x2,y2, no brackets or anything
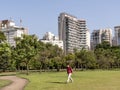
114,26,120,46
58,12,90,54
41,32,63,49
0,20,28,46
91,28,112,49
43,32,56,40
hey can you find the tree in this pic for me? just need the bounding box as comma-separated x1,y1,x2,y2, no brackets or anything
39,49,50,71
111,47,120,68
0,31,6,43
0,43,11,72
65,53,75,68
94,43,115,69
14,34,40,75
52,56,63,71
95,41,110,49
75,50,96,70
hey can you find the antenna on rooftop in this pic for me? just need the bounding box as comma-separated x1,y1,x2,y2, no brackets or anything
20,19,22,27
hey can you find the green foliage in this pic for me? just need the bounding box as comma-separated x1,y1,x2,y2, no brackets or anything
0,43,11,72
95,41,111,49
0,31,6,43
94,43,120,69
2,33,120,72
14,34,40,74
13,34,64,73
74,50,96,69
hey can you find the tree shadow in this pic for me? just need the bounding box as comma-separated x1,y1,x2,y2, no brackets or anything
48,81,66,84
0,74,16,76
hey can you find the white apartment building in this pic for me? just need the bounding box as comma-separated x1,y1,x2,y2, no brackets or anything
91,28,112,49
86,29,90,49
41,32,63,49
58,12,90,54
0,20,28,46
114,26,120,46
43,32,55,40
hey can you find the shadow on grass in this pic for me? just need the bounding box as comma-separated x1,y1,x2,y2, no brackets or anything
0,72,16,76
48,81,66,84
0,74,16,76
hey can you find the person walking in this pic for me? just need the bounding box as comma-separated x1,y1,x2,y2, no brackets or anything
66,64,73,83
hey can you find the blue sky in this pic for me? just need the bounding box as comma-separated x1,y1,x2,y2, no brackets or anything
0,0,120,38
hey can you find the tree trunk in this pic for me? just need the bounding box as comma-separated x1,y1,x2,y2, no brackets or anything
26,63,29,75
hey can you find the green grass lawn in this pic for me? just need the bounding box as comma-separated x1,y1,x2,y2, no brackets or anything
0,72,16,88
19,70,120,90
0,80,11,88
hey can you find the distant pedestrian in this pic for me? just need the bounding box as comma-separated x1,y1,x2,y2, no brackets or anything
66,64,73,83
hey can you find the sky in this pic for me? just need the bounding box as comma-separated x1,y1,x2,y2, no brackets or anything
0,0,120,38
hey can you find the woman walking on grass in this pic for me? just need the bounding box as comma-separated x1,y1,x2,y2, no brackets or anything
66,64,73,83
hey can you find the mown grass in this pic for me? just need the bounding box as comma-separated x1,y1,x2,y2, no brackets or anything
0,72,16,88
0,80,11,88
19,70,120,90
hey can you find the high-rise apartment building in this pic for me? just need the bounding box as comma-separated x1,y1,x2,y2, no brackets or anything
114,26,120,46
58,12,90,54
91,28,112,49
0,20,28,46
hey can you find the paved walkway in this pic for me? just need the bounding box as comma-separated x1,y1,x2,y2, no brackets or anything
0,76,28,90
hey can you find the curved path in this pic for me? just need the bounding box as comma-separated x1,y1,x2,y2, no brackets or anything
0,76,28,90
